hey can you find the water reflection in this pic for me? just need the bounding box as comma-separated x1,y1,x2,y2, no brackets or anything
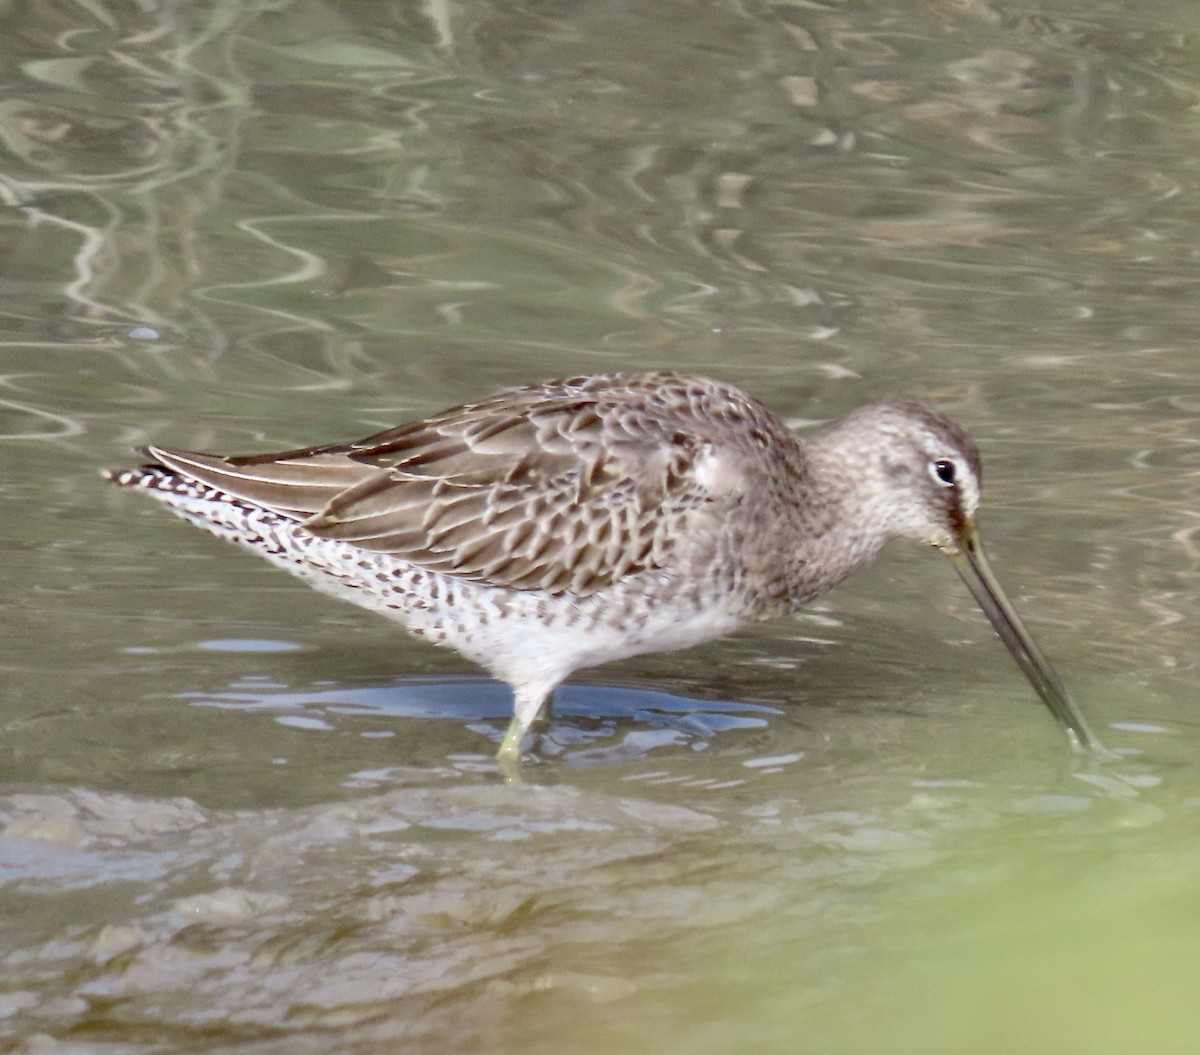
1,0,1199,1050
180,672,780,770
0,759,1169,1052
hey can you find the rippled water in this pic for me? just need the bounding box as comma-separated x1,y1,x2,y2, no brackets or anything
2,1,1200,1052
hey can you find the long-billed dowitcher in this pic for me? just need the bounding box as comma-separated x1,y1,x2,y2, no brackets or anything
105,370,1101,763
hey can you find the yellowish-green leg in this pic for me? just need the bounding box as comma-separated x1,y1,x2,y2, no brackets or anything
498,714,529,764
497,717,527,784
496,685,553,778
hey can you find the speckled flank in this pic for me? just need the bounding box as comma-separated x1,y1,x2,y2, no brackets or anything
105,369,1095,761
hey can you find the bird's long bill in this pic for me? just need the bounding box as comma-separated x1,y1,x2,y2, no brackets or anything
946,530,1103,754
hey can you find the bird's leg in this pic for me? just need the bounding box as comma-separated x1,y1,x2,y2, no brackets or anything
497,715,530,765
496,681,556,767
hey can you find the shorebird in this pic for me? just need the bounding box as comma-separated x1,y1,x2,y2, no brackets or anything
104,370,1102,765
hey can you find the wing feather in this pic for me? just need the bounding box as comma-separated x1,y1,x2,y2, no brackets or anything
142,373,768,596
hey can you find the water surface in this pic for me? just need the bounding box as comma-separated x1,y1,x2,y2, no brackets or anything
2,1,1199,1052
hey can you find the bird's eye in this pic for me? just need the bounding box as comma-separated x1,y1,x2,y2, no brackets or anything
931,459,957,486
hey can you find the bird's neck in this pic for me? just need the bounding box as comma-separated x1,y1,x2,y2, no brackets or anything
777,423,898,609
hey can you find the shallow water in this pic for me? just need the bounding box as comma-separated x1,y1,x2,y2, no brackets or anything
2,0,1200,1052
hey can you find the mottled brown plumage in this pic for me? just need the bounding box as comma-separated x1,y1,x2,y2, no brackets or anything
105,370,1101,766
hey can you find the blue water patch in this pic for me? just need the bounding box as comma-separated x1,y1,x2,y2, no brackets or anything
180,676,781,751
197,639,304,653
185,676,770,719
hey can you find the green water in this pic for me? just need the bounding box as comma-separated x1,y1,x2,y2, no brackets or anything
2,0,1199,1051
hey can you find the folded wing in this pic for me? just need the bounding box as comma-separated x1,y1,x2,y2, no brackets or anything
146,380,733,596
